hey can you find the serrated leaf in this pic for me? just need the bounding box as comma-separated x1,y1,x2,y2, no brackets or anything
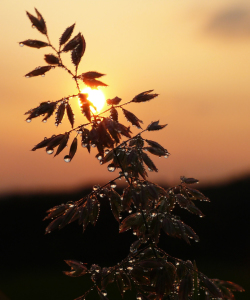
132,90,158,103
31,136,55,151
59,205,77,229
122,108,143,128
79,71,105,79
119,213,138,233
25,66,52,78
142,152,158,172
144,147,166,157
66,104,74,128
55,102,66,126
82,78,108,89
63,260,87,277
19,39,49,48
180,176,199,184
106,97,122,105
44,204,68,221
47,134,65,149
26,101,56,120
110,107,118,121
35,8,47,34
115,122,131,138
110,190,122,222
62,33,81,52
200,276,222,298
89,200,100,225
45,215,64,234
179,274,193,300
71,33,86,66
68,137,78,159
26,9,47,35
54,133,69,157
60,23,75,46
186,202,204,217
44,54,59,65
147,121,167,131
145,139,166,152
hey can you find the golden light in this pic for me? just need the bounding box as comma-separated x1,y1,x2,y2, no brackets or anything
81,87,106,113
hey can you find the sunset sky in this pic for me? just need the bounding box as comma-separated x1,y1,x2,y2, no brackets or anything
1,0,250,195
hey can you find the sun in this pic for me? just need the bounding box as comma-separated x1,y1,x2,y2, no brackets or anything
81,87,106,113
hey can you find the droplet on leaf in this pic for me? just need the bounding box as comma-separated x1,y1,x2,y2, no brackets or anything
46,148,54,155
64,155,71,162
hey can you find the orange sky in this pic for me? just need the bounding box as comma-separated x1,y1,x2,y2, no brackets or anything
1,0,250,195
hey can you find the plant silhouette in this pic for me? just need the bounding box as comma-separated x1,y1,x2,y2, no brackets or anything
21,9,244,300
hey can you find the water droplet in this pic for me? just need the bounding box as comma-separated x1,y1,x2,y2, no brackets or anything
107,164,116,172
148,168,153,172
82,143,88,148
110,181,117,188
93,185,99,191
46,148,54,155
19,43,24,47
91,143,96,148
97,155,103,160
133,232,137,235
124,172,128,176
25,75,30,78
119,216,122,219
104,149,110,154
101,290,107,296
164,155,169,158
64,155,71,162
26,118,31,123
32,25,35,28
128,209,132,213
42,119,47,123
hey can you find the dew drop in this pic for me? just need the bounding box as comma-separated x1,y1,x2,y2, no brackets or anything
46,148,54,155
110,181,117,188
93,185,99,191
91,143,96,148
42,119,47,123
32,25,35,28
26,118,31,123
104,149,110,154
97,155,103,160
25,75,30,78
128,209,132,213
124,172,128,176
119,216,122,220
41,74,45,77
101,290,107,297
164,155,169,159
19,43,24,47
82,143,88,148
64,155,71,162
107,164,116,172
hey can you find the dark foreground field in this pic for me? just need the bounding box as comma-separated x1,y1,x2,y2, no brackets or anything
0,177,249,300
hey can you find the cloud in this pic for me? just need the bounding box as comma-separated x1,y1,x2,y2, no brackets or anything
206,5,250,38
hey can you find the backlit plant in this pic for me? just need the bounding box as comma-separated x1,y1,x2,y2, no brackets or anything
21,8,244,300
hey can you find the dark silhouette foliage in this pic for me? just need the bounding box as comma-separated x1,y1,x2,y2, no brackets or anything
21,9,245,300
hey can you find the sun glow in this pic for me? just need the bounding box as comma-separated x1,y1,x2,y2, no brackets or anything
81,87,106,113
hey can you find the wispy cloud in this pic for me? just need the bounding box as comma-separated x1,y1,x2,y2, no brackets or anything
206,5,250,38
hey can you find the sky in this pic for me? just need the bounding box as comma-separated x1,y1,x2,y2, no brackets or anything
0,0,250,195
